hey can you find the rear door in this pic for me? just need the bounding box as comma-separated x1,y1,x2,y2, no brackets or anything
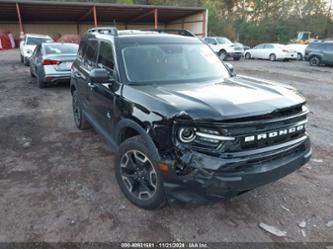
75,38,99,114
262,44,274,59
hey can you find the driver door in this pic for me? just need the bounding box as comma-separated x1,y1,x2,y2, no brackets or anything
88,40,119,133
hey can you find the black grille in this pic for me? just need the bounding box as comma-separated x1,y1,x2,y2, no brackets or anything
213,107,308,154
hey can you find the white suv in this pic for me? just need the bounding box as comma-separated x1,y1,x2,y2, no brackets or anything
20,34,53,65
204,37,243,61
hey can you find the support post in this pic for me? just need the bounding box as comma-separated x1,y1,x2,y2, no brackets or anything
154,8,158,29
76,23,80,35
202,10,207,37
93,6,97,27
16,2,24,37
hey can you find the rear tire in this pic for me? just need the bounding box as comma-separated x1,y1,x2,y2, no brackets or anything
233,56,241,61
297,53,303,61
20,55,23,63
115,135,166,210
23,57,29,66
30,67,35,78
309,56,321,66
72,90,91,130
245,52,251,60
269,54,276,61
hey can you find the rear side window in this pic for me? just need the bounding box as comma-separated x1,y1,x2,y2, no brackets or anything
84,39,98,67
264,45,274,49
308,43,322,49
97,41,115,70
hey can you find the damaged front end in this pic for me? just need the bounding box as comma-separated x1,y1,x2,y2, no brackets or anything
156,106,312,204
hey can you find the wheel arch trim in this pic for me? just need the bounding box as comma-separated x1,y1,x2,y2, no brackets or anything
115,119,161,162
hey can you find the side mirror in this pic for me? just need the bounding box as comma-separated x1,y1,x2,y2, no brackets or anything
89,68,113,84
225,62,236,76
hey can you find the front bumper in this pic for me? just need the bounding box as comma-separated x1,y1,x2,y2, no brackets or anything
227,51,243,58
161,136,311,203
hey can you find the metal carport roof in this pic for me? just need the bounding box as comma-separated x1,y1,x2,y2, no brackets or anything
0,0,205,24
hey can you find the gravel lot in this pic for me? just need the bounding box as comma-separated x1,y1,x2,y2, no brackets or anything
0,49,332,242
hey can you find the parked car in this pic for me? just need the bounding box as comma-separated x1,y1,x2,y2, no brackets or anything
20,34,53,66
286,43,307,60
204,37,243,61
30,42,78,88
245,43,297,61
56,34,81,44
304,41,333,66
71,27,311,209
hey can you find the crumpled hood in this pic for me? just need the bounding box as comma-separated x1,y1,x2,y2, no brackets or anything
125,75,306,121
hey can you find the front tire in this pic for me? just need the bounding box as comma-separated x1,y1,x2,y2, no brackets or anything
20,54,24,63
309,56,321,66
115,136,166,210
218,50,227,61
233,56,241,61
72,90,91,130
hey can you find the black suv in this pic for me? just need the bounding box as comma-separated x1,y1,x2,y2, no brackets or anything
71,27,311,209
305,41,333,66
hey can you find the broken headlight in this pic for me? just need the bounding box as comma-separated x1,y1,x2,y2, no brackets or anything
177,127,235,150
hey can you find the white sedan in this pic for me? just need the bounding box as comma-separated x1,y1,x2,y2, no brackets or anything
286,43,307,60
244,43,297,61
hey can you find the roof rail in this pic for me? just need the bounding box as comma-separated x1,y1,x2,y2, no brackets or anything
144,29,196,37
88,27,118,36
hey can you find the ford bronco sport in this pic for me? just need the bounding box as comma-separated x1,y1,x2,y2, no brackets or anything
70,27,311,209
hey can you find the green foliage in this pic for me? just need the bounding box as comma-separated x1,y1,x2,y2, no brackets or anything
205,0,332,46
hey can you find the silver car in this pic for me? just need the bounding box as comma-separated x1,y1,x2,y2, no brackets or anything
30,42,78,88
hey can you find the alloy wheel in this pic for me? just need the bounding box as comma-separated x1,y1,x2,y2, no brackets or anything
310,57,320,66
120,150,157,200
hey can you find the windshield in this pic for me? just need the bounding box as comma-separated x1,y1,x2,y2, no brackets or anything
26,37,51,45
44,44,78,55
121,43,229,84
216,37,232,44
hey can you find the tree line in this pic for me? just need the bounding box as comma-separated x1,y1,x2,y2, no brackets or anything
47,0,333,45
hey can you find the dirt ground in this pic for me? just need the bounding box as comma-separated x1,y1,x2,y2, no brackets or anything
0,49,332,242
